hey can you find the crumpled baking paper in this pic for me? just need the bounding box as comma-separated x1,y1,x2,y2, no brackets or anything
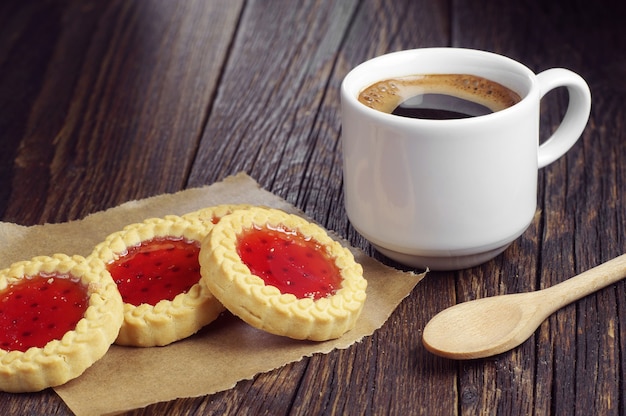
0,173,425,415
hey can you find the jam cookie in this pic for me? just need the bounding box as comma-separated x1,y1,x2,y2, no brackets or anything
90,215,224,347
182,203,253,225
0,254,123,392
199,207,367,341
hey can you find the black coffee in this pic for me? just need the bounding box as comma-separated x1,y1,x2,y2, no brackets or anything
358,74,521,120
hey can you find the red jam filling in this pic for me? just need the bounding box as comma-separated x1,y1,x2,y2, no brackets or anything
0,274,89,352
107,237,201,306
236,225,342,299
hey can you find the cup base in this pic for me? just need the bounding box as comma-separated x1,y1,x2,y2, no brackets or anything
373,243,511,271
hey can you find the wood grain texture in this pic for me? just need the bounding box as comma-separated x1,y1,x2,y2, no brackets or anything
0,0,243,224
0,0,625,414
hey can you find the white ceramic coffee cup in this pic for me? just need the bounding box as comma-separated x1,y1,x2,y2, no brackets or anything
341,48,591,270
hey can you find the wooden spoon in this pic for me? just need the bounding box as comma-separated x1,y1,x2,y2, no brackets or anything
422,253,626,359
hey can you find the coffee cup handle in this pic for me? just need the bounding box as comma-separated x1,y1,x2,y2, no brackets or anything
536,68,591,168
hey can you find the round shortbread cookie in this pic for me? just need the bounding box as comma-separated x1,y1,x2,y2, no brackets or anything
0,254,123,392
90,215,224,347
199,207,367,341
182,204,253,225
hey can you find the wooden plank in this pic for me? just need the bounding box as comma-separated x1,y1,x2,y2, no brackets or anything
0,0,243,225
186,0,361,414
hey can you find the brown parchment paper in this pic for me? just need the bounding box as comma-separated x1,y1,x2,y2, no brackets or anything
0,173,425,416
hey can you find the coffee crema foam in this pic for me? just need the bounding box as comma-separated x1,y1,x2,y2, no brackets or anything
358,74,521,115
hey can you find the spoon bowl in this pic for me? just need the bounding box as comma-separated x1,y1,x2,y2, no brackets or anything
422,253,626,359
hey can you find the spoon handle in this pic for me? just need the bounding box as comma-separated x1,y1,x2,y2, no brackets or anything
541,253,626,309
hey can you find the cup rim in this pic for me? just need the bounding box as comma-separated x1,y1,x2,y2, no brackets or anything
341,47,537,125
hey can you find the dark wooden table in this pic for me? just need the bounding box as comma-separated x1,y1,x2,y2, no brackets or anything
1,0,625,414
